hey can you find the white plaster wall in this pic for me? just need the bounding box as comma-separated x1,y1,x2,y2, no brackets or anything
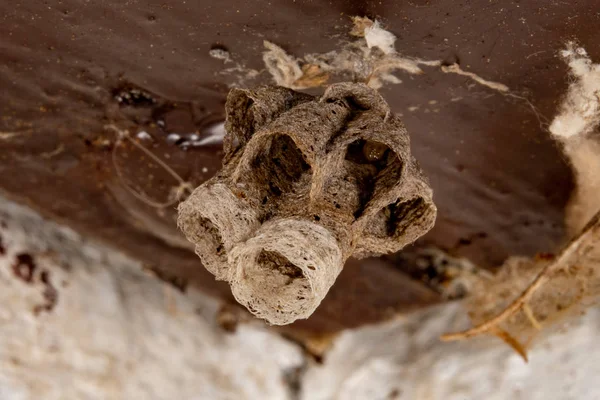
303,304,600,400
1,196,599,400
0,197,303,400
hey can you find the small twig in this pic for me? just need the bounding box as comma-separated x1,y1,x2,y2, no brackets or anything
441,63,509,93
522,303,542,330
0,132,19,140
40,144,65,159
491,327,528,362
441,210,600,341
525,50,546,60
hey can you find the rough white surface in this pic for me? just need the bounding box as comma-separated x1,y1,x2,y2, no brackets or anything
303,303,600,400
0,197,303,400
2,196,600,399
549,43,600,139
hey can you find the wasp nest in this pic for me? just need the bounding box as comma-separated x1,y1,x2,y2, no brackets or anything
178,83,436,325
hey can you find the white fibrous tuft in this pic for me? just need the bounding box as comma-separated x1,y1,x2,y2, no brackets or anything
549,42,600,140
364,21,397,55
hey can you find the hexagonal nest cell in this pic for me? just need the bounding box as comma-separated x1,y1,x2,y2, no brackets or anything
178,82,437,325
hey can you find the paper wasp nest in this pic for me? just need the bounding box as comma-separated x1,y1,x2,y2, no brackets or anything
178,83,436,325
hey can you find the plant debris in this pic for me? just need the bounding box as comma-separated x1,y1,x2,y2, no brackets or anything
441,43,600,360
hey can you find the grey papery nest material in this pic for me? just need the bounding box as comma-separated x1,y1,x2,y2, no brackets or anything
178,82,436,325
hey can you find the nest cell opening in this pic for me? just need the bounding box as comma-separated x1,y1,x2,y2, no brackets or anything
343,139,403,219
196,217,226,258
231,247,316,322
368,197,431,240
255,250,313,300
228,218,343,324
187,216,229,278
250,134,311,200
226,91,255,149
